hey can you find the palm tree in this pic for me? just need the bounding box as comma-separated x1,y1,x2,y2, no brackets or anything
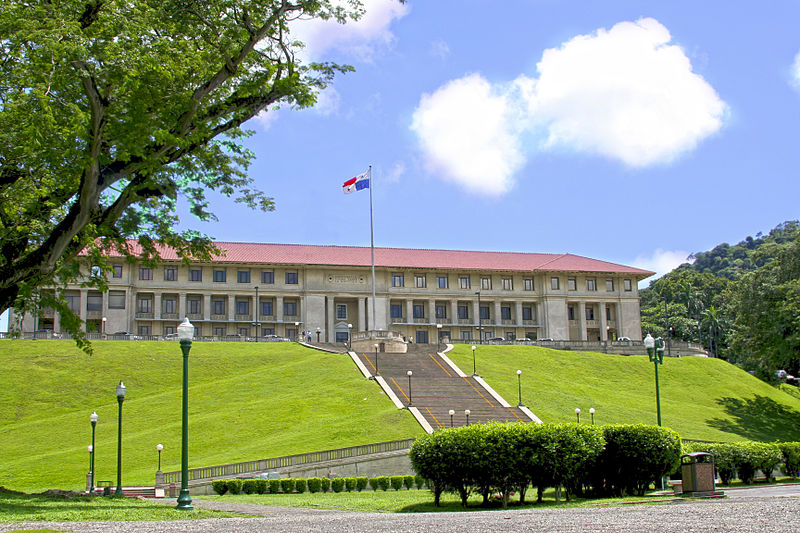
701,306,723,357
679,281,705,344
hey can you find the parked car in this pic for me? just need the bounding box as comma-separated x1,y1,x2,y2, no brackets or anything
163,333,179,341
515,337,532,342
111,331,142,340
617,336,632,341
539,338,554,342
487,336,505,342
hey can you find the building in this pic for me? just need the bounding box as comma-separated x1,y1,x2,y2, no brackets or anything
15,242,653,343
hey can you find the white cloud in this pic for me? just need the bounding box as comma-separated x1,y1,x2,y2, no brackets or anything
410,18,727,194
430,39,450,60
382,161,405,183
312,87,341,116
633,248,692,285
410,74,526,195
790,50,800,90
253,107,281,130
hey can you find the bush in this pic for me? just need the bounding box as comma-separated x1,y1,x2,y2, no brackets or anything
368,477,380,491
331,478,345,493
403,475,415,490
356,477,369,491
212,480,228,495
414,474,425,489
255,479,268,494
344,477,357,492
242,479,258,494
280,478,295,494
226,479,243,495
780,442,800,477
268,479,282,494
320,477,331,492
294,478,307,493
377,476,391,491
306,477,322,493
390,476,404,491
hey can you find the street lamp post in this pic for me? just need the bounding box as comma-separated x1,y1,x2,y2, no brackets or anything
294,321,299,342
465,409,471,426
176,317,195,510
156,443,164,472
516,370,523,406
644,333,665,426
589,407,595,425
407,371,413,407
575,407,581,423
471,345,477,377
475,292,482,344
90,411,98,492
436,323,442,352
87,445,93,490
114,381,126,496
102,317,107,336
347,323,353,350
374,343,379,376
449,409,455,427
316,327,321,343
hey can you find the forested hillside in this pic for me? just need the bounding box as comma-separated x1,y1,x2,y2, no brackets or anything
640,221,800,380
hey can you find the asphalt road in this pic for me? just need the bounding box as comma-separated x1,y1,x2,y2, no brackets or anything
2,486,798,533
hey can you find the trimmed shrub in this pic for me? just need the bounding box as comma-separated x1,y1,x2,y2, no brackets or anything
307,477,322,493
226,479,243,495
403,476,415,490
294,478,307,493
368,477,380,491
212,480,228,495
268,478,282,494
377,476,391,491
242,479,258,494
255,479,268,494
344,477,357,492
280,478,295,494
780,442,800,477
414,474,425,489
356,477,369,491
331,477,345,493
320,477,331,492
390,476,404,491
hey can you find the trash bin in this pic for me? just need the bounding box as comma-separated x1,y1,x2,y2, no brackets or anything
97,480,113,496
681,452,715,493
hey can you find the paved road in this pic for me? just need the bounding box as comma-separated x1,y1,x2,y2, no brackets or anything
2,487,798,533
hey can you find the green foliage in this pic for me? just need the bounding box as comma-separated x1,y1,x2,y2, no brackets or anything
320,477,331,492
280,478,295,494
377,476,391,491
403,476,415,490
212,480,228,495
414,474,425,489
242,479,258,494
344,477,357,492
390,476,404,491
331,478,345,493
306,478,322,493
685,441,788,484
226,479,243,495
293,478,307,494
268,479,282,494
779,443,800,477
356,477,369,491
255,479,268,494
368,477,381,491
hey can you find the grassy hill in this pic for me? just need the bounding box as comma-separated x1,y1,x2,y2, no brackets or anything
446,345,800,443
0,340,422,492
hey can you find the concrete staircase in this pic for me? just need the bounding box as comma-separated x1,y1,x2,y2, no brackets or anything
354,346,533,430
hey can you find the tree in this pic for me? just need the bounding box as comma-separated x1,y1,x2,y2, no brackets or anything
0,1,384,337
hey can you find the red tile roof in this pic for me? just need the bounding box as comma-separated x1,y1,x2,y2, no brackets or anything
108,241,653,277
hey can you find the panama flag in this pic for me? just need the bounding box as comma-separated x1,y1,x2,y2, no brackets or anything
342,170,370,194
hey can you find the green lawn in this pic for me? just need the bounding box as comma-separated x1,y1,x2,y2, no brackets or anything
0,340,422,492
447,345,800,442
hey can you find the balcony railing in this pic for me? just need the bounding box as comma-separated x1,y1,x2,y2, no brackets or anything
135,312,154,319
234,314,252,321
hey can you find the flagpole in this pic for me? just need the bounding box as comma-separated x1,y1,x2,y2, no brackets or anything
369,166,376,334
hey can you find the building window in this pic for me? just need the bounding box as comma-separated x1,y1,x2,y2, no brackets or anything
189,269,202,282
238,327,249,336
138,325,151,336
285,271,298,284
568,306,575,320
587,278,597,291
163,298,176,314
262,327,274,336
86,293,102,311
213,269,226,282
568,278,577,291
238,270,250,283
139,267,153,280
112,265,123,278
606,306,612,321
457,305,469,319
261,301,273,316
479,306,490,320
262,270,274,284
108,291,126,309
624,279,632,292
335,331,349,343
188,298,201,315
164,326,176,336
502,278,513,291
412,304,424,319
337,304,347,319
435,305,447,319
162,267,176,281
415,275,426,288
392,274,404,287
236,300,249,315
390,304,403,318
459,276,470,289
137,298,152,313
416,331,429,344
523,278,533,291
212,299,225,315
90,265,102,278
522,306,533,321
461,330,473,340
283,300,297,316
606,279,614,292
586,306,595,321
66,294,80,312
213,327,225,337
551,277,560,290
501,306,512,320
481,277,491,290
437,276,448,289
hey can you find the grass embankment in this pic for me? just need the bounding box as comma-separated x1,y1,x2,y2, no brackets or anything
447,345,800,442
0,340,422,492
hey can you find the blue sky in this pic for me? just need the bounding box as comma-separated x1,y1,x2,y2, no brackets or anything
4,0,800,329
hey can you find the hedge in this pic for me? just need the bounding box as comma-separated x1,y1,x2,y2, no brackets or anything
268,478,281,494
320,477,331,492
403,475,415,490
356,477,369,491
294,478,307,493
780,442,800,477
212,480,228,495
226,479,243,495
345,477,358,492
307,477,322,493
280,478,295,494
331,478,345,493
242,479,258,494
684,441,786,484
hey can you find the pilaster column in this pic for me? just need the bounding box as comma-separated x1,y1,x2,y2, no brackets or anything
515,301,523,325
358,297,367,332
599,303,608,341
327,297,335,342
227,294,234,321
154,293,162,320
275,296,284,322
406,300,414,323
578,302,587,341
203,294,211,321
472,298,480,325
493,301,501,325
428,300,436,324
79,289,88,328
179,293,187,319
450,300,458,325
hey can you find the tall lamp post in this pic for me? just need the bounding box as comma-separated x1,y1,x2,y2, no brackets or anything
436,323,442,352
114,381,126,496
516,370,523,406
406,371,413,407
156,443,164,472
471,345,477,377
87,445,93,491
465,409,471,426
449,409,455,427
575,407,581,423
589,407,595,425
294,321,300,342
374,343,379,376
176,317,195,510
316,327,321,343
347,323,353,350
102,316,107,336
475,291,482,344
644,333,665,426
89,411,98,492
